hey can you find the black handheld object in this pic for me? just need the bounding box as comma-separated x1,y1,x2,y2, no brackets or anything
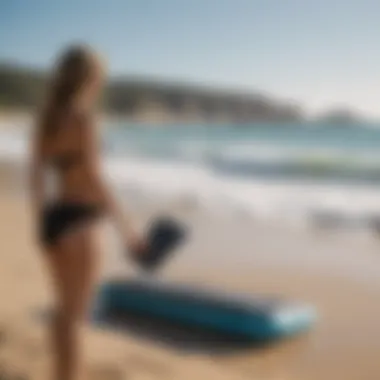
132,216,188,271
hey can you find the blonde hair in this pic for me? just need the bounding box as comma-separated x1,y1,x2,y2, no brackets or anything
39,44,103,137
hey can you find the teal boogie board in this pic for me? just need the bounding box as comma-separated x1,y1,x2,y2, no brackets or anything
93,279,317,341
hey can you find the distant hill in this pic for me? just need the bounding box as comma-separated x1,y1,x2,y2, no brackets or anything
316,108,365,125
0,62,303,123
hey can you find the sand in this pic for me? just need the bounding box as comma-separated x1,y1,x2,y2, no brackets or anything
1,160,380,380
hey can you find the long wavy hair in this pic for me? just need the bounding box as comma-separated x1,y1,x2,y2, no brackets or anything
38,45,103,139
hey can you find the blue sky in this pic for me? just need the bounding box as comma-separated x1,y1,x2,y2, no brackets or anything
1,0,380,117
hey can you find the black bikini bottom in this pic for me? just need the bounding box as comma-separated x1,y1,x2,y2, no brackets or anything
41,202,102,246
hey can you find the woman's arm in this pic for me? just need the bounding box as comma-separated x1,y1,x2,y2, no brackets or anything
79,115,141,247
29,124,45,224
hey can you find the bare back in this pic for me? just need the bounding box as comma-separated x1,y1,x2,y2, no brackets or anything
39,107,102,205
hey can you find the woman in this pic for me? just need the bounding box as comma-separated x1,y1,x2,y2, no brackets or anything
30,45,144,380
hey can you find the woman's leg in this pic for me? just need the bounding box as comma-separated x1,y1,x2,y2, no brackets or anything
44,223,100,380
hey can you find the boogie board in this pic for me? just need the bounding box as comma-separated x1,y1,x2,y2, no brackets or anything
93,278,316,341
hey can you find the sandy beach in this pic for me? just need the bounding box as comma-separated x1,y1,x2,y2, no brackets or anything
1,152,380,380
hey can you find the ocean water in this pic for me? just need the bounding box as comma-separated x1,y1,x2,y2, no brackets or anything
104,122,380,224
3,121,380,226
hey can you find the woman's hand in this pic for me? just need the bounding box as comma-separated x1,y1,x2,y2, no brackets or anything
125,229,147,258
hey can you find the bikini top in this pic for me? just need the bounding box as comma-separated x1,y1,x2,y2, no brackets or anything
47,110,89,172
